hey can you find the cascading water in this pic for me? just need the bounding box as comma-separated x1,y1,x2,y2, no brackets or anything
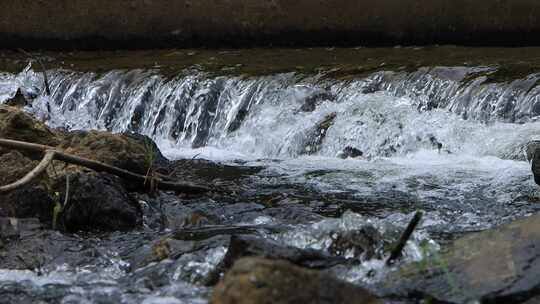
4,64,540,159
2,63,540,226
1,61,540,303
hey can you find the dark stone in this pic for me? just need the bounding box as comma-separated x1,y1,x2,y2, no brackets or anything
302,112,337,155
210,257,383,304
531,144,540,185
337,146,364,159
58,172,142,232
122,132,169,166
299,90,336,112
0,217,43,242
527,140,540,162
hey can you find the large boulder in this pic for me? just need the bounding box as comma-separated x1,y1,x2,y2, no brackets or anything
381,213,540,303
0,106,155,231
59,130,166,175
210,257,382,304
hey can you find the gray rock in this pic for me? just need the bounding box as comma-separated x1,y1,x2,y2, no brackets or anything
381,213,540,303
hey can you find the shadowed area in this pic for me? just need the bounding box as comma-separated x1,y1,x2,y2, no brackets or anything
3,0,540,49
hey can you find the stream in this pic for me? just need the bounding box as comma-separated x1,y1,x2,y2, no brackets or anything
1,48,540,303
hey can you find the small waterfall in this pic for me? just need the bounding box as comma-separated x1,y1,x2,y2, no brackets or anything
2,64,540,160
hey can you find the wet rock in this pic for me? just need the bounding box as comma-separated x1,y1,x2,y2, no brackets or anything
164,158,261,185
299,90,336,112
530,143,540,185
302,112,337,155
0,217,43,242
0,228,81,270
527,140,540,162
220,235,346,269
0,151,54,223
0,105,59,149
503,139,540,162
210,257,382,304
381,213,540,303
57,172,142,232
207,235,347,285
337,146,364,159
127,235,229,271
329,226,390,260
428,135,444,152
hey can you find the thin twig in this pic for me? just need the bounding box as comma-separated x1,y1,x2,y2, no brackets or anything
0,150,55,193
386,211,424,266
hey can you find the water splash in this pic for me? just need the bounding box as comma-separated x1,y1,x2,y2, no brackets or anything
2,66,540,160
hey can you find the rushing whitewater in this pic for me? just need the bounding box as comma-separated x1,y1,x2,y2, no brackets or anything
2,64,540,229
1,63,540,303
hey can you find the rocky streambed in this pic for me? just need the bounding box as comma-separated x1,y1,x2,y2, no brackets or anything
2,48,540,303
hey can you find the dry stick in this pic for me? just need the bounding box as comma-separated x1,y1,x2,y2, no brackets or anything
63,174,70,207
0,150,56,193
0,138,210,194
386,211,424,266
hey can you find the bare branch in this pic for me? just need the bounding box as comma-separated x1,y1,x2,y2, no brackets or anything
0,138,210,194
0,150,55,193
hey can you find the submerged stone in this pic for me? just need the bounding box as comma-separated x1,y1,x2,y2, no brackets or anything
381,213,540,303
210,257,382,304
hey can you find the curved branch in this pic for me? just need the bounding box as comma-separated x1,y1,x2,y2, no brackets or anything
0,150,55,193
0,138,210,194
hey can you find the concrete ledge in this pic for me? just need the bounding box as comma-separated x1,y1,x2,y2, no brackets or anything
2,0,540,49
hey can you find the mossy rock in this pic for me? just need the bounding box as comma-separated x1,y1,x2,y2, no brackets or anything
211,257,382,304
0,105,59,148
58,130,164,175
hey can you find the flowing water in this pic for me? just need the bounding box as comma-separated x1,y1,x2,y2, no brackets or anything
1,50,540,303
